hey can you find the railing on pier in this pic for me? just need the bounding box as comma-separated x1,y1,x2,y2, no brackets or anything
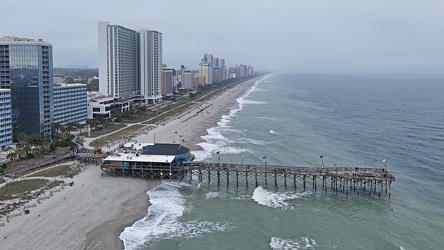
98,161,395,197
182,163,395,181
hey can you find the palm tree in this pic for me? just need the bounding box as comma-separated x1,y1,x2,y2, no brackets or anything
54,123,62,133
22,145,32,155
15,148,25,160
34,146,45,157
43,141,50,153
6,152,17,162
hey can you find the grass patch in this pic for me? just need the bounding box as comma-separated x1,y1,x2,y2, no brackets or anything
142,102,198,125
1,179,47,201
27,164,85,178
0,179,64,216
89,124,146,147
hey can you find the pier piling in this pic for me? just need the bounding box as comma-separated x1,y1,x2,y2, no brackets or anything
100,162,395,197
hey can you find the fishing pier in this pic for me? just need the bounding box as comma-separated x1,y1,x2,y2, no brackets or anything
100,161,395,197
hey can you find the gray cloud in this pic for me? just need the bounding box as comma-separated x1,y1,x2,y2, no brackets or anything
2,0,443,73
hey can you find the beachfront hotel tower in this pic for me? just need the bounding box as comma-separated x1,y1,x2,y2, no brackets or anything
98,22,163,104
140,30,163,103
0,36,53,138
0,89,12,150
53,83,87,126
199,53,213,85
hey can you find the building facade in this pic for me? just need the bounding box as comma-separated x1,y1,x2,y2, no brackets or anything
0,36,53,138
182,70,194,90
98,22,163,104
140,30,163,103
98,22,139,99
194,75,206,89
53,83,87,126
0,89,12,149
199,53,213,85
161,68,175,96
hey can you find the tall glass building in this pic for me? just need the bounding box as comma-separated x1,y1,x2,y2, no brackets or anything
0,36,53,138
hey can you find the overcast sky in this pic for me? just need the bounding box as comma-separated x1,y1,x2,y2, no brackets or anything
2,0,443,73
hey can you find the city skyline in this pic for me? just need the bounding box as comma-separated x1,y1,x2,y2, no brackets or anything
1,0,443,74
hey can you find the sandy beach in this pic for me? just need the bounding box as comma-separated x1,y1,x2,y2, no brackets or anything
137,77,265,151
0,75,266,250
0,162,159,250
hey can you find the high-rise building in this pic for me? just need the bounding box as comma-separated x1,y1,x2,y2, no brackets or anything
53,83,87,126
199,53,213,85
0,36,53,138
182,70,194,89
140,30,163,103
236,64,248,78
161,68,175,96
199,62,212,85
219,58,226,81
98,22,139,99
0,89,12,150
98,22,163,104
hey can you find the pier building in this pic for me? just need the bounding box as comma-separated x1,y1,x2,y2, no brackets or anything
100,143,193,176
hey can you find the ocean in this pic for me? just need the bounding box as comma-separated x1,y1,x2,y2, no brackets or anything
120,73,444,250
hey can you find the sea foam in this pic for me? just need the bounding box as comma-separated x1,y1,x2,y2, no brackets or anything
270,237,318,250
252,186,310,210
195,75,269,161
205,191,227,199
120,182,231,249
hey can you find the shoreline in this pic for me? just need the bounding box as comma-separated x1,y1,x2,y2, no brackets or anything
133,75,267,153
98,75,268,249
83,183,155,250
0,75,267,250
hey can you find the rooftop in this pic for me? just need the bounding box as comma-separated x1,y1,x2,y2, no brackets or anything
0,36,51,46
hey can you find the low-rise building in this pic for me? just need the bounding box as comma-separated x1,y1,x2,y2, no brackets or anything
101,143,193,169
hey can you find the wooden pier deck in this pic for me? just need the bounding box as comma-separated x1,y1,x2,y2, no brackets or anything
99,161,395,197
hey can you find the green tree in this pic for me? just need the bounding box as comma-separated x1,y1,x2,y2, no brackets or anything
0,163,5,174
43,141,51,153
54,123,62,133
34,145,45,157
22,145,32,157
6,152,17,162
86,119,98,128
29,133,41,144
17,132,28,144
15,148,25,160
